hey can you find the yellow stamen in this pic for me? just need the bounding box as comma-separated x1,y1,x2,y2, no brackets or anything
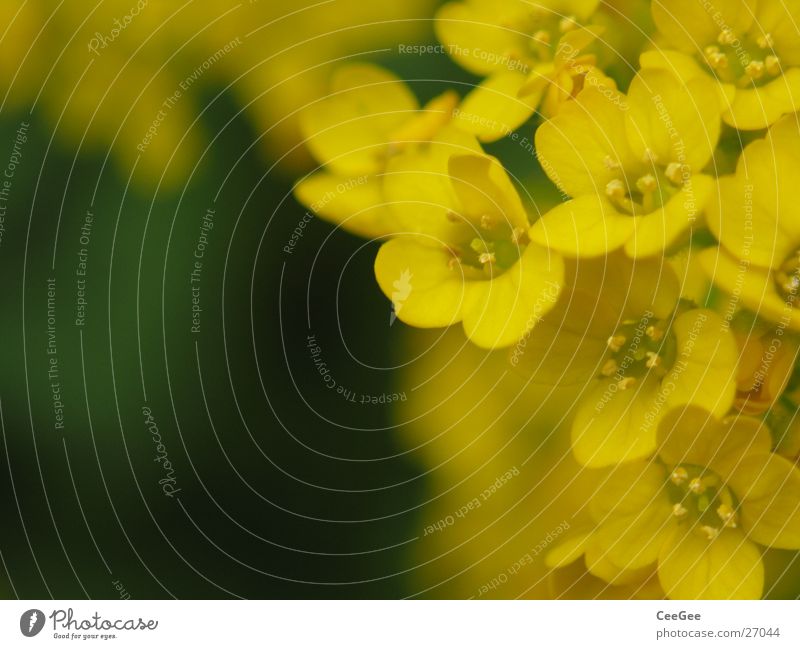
717,503,737,528
600,359,619,377
617,376,637,390
533,30,551,46
700,525,719,540
642,148,658,164
708,51,729,70
605,178,626,199
689,477,706,494
479,252,496,265
559,15,577,33
480,214,496,229
603,155,621,170
756,33,774,49
745,60,765,80
718,29,736,45
645,352,661,368
664,162,684,185
636,174,657,194
765,55,781,76
645,325,664,341
607,334,626,352
671,468,688,486
672,502,688,518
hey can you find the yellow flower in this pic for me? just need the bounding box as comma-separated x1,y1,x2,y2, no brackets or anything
294,64,460,238
701,116,800,332
549,406,800,599
374,152,564,348
730,317,800,416
530,68,720,258
514,254,738,466
436,0,613,140
649,0,800,130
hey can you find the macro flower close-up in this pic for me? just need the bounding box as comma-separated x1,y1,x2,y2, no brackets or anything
6,1,800,640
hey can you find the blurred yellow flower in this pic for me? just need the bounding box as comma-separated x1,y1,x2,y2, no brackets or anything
650,0,800,129
531,68,720,258
0,0,436,187
435,0,613,140
550,406,800,599
701,116,800,332
295,64,460,238
514,254,737,467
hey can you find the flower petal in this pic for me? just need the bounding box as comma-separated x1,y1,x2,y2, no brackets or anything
625,174,715,258
651,0,756,54
661,309,738,418
374,237,472,329
657,406,772,479
294,172,392,238
449,153,529,229
658,527,764,599
590,463,674,569
461,243,564,348
625,68,720,173
300,64,418,176
572,373,664,467
529,195,638,257
382,125,483,239
455,71,539,141
435,2,530,76
699,247,800,332
535,84,637,197
723,70,800,130
728,453,800,550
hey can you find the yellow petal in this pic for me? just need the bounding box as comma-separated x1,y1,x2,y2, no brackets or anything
435,2,530,76
382,125,483,239
461,243,564,348
651,0,756,54
728,453,800,550
625,174,715,258
449,153,529,229
657,406,773,479
639,49,734,107
572,373,663,467
529,195,638,257
723,69,800,131
590,463,674,569
294,172,392,238
389,90,458,146
374,237,472,328
535,84,637,197
658,527,764,599
300,64,418,176
626,68,720,173
585,542,655,586
699,247,800,332
661,309,738,418
456,71,541,141
545,532,592,569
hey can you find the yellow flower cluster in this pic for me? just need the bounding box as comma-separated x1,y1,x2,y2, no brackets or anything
295,0,800,598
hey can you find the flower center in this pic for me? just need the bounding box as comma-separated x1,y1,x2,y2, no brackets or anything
499,10,584,70
668,464,738,539
446,212,528,276
603,153,687,216
599,312,677,388
701,29,782,88
775,249,800,307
